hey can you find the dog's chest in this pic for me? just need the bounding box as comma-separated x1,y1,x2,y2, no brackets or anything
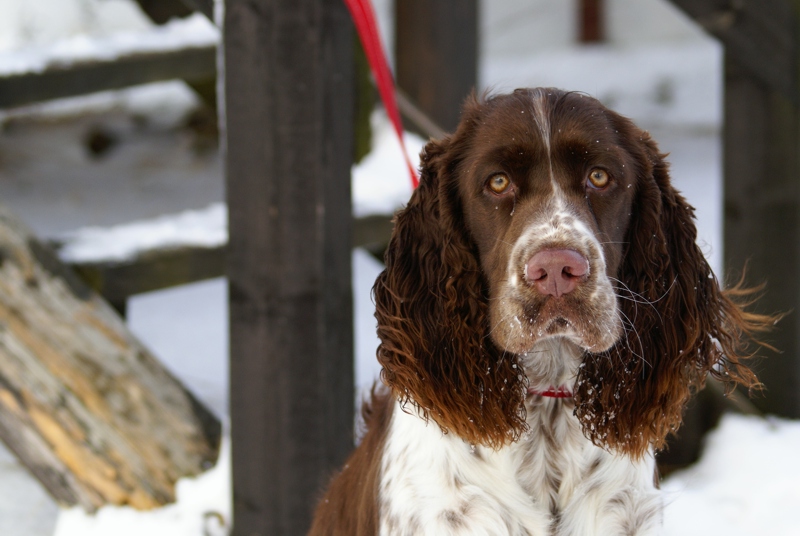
377,399,590,536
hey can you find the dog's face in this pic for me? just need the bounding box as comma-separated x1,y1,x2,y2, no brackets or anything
375,87,765,454
455,89,637,356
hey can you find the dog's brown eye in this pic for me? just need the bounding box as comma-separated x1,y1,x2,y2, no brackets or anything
488,174,511,194
587,168,610,189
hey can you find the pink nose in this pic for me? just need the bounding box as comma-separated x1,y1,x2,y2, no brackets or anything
525,249,589,297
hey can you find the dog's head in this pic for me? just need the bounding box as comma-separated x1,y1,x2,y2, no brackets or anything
375,88,766,455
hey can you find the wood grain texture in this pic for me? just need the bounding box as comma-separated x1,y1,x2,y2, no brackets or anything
722,53,800,417
0,205,221,511
224,0,355,534
395,0,477,132
669,0,796,99
0,46,216,109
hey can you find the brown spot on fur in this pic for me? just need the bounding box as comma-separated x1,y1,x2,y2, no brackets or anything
308,386,393,536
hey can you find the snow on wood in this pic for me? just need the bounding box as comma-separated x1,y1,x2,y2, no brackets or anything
0,203,221,512
0,14,218,77
58,204,227,264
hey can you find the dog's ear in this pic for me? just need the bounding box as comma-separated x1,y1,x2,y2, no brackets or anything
574,127,772,457
374,108,528,449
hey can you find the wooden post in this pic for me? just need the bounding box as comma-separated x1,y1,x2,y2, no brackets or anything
579,0,605,43
224,0,355,534
395,0,477,133
723,55,800,417
667,0,800,418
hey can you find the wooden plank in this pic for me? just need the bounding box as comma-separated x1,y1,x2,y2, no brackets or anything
180,0,215,20
58,214,392,306
395,0,477,132
67,245,227,303
133,0,193,24
133,1,214,25
722,53,800,417
669,0,796,99
223,0,355,533
0,205,221,511
0,46,216,109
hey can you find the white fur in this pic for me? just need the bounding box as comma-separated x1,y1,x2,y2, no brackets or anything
529,89,556,188
378,341,662,536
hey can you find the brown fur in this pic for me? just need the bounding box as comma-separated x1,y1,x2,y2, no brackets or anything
308,388,393,536
309,88,775,533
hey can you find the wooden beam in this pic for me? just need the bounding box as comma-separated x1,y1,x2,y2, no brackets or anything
0,205,220,511
224,0,355,533
669,0,796,99
58,214,393,305
133,0,193,24
395,0,478,132
0,46,215,109
133,0,214,24
67,245,226,303
722,52,800,417
180,0,214,20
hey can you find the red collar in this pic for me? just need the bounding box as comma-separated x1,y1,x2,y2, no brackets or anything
527,386,573,398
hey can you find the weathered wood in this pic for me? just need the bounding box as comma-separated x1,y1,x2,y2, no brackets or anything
133,0,194,24
0,205,221,512
67,245,226,304
56,214,393,307
580,0,605,43
395,0,477,132
0,46,215,109
224,0,355,534
669,0,796,99
722,52,800,417
180,0,215,20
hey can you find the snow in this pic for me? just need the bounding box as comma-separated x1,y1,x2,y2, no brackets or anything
55,434,231,536
58,203,227,264
0,0,153,54
481,40,722,131
352,111,424,217
54,109,423,264
0,14,218,77
663,414,800,536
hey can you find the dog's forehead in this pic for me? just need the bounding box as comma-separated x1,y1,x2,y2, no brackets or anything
470,89,615,150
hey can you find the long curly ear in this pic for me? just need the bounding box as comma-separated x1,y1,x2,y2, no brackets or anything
574,129,773,457
374,135,527,449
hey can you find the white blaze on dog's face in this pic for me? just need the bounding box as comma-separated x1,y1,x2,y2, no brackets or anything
457,89,638,357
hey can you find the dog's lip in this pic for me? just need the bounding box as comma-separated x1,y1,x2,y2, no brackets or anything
545,317,571,331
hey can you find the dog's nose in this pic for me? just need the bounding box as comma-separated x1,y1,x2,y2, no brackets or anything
525,249,589,297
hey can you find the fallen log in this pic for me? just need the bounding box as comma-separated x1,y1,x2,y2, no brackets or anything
0,204,220,512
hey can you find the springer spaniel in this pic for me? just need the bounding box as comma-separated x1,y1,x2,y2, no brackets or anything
309,88,769,535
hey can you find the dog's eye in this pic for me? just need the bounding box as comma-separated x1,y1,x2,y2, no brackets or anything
487,174,511,194
587,168,610,189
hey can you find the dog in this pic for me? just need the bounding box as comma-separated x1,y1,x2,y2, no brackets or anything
309,88,770,535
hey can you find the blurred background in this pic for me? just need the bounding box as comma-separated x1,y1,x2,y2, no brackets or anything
0,1,794,535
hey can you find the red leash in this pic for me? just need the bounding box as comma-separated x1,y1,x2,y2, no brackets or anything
343,0,420,189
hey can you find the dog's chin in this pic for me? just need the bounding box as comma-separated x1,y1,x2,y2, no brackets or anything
490,310,621,356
